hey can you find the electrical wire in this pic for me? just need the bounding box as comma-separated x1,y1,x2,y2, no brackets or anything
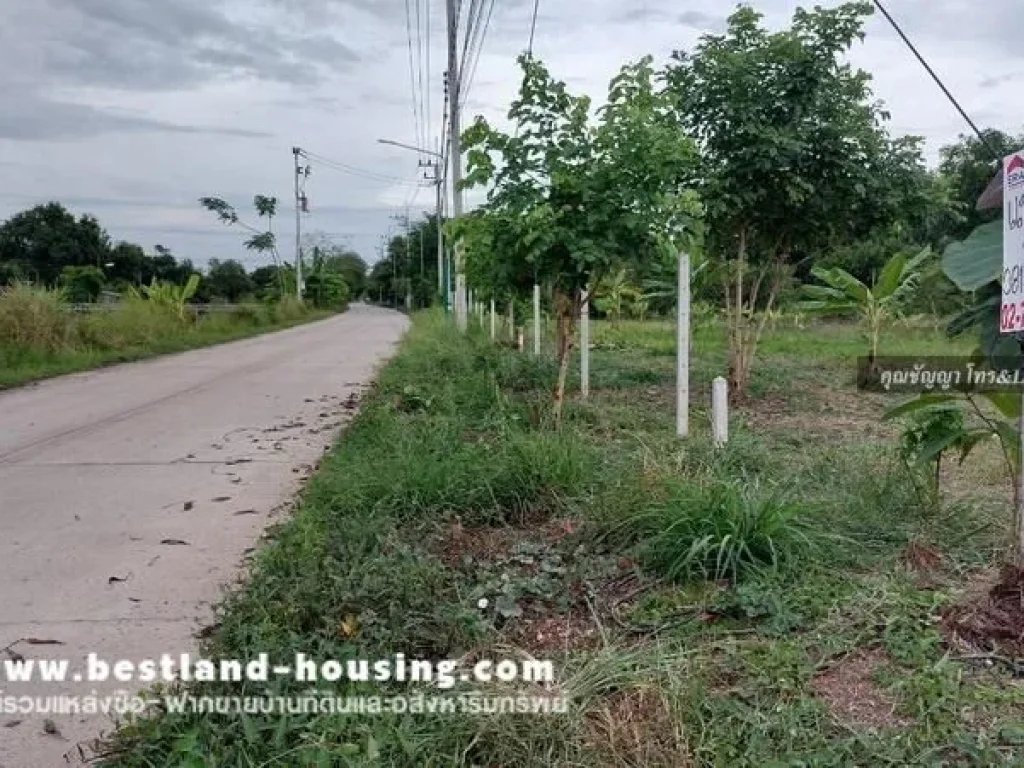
425,0,432,153
404,0,426,157
527,0,540,54
302,150,432,187
415,0,428,155
459,0,484,90
461,0,496,108
871,0,999,162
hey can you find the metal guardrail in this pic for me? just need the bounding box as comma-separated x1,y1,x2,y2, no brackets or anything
64,303,264,315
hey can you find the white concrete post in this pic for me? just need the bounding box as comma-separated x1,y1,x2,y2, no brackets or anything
508,301,515,341
712,377,728,446
533,283,541,356
455,271,467,332
581,286,590,398
676,251,690,437
490,299,496,340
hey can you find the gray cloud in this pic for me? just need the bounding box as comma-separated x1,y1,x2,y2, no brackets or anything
0,89,271,141
678,11,727,33
980,72,1023,90
3,0,360,94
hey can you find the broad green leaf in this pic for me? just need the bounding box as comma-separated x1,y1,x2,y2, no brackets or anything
958,428,998,465
882,394,962,421
942,220,1002,291
980,391,1023,419
913,431,965,467
874,251,908,299
810,266,869,302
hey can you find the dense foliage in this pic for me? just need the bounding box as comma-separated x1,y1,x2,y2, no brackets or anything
0,202,368,308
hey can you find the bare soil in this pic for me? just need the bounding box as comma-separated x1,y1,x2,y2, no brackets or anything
811,650,913,730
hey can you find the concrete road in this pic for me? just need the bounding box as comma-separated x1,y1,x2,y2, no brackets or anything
0,305,408,767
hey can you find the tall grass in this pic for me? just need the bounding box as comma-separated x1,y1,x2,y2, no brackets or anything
0,282,72,351
0,285,328,388
608,478,821,582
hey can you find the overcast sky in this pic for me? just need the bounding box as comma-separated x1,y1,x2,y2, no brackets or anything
0,0,1020,269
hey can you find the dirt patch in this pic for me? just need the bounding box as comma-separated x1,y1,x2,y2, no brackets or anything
944,566,1024,657
741,385,895,442
811,650,912,730
437,519,579,567
437,520,653,654
508,613,602,652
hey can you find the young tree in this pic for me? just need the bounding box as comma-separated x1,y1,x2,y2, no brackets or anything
200,195,285,296
666,3,914,400
462,55,699,421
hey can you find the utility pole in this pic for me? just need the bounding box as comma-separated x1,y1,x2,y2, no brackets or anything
376,139,446,310
446,0,466,330
436,162,445,303
404,210,412,311
292,147,308,301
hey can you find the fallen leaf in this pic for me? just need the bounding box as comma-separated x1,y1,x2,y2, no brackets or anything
183,501,194,511
160,539,190,546
211,496,231,503
42,718,59,736
3,719,21,728
108,575,129,585
24,638,63,646
339,615,360,638
233,509,259,516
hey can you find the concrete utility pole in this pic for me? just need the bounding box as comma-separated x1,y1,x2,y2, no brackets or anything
436,164,444,300
292,147,305,301
446,0,466,330
404,210,412,311
376,139,445,310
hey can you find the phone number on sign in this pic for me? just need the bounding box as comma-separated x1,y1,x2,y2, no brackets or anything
999,300,1024,333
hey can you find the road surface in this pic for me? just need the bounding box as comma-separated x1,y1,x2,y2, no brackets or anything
0,305,408,767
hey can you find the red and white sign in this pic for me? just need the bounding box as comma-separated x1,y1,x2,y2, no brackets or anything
1001,152,1024,333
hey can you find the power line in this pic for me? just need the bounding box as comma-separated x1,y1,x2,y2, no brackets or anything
425,0,433,152
527,0,540,54
871,0,999,162
404,0,426,157
302,150,432,187
458,0,484,91
462,0,496,108
415,0,428,154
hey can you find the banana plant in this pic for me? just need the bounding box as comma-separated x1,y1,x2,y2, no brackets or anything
884,391,1020,510
801,247,932,359
594,268,641,325
134,274,201,320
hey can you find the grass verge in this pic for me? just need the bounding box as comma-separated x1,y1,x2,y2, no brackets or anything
0,286,334,389
102,312,1024,767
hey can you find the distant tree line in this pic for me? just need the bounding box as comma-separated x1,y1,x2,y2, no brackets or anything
368,214,444,309
0,202,367,308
